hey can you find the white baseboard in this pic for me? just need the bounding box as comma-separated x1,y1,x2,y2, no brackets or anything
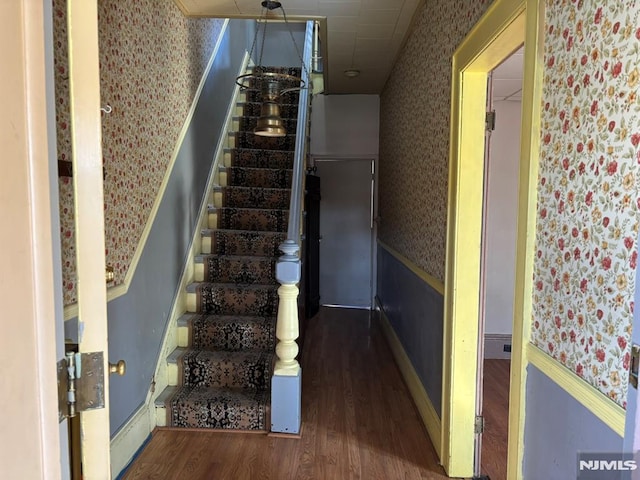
110,404,153,478
484,333,512,359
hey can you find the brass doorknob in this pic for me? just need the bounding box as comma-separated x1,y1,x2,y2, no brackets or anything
109,360,126,376
106,265,115,284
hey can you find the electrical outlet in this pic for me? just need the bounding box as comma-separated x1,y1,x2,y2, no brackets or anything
503,344,512,353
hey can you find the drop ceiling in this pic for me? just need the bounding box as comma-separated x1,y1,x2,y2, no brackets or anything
173,0,423,94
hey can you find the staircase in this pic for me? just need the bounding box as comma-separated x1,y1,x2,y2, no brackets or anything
156,68,300,432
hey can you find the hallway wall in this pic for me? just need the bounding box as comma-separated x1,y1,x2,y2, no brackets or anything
376,0,493,445
378,0,493,282
531,0,640,409
379,0,640,475
54,0,224,305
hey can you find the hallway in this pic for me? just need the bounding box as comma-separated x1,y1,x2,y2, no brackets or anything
122,307,447,479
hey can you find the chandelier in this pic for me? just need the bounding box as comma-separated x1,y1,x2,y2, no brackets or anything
235,1,307,137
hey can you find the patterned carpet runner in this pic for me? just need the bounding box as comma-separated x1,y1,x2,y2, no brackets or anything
165,68,299,431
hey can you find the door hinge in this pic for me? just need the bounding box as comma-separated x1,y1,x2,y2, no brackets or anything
485,110,496,131
57,351,106,422
475,415,485,434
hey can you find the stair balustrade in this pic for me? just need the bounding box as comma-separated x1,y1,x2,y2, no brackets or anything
271,20,314,434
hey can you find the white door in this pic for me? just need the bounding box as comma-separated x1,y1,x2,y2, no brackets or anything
316,158,374,309
1,1,69,478
67,0,112,476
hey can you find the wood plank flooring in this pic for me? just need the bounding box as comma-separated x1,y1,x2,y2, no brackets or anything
122,307,448,479
481,359,510,480
124,309,446,480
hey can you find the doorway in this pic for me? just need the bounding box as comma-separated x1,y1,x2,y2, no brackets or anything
313,158,375,309
441,0,544,478
477,47,524,480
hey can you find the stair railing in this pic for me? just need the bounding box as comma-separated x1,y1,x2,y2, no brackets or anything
271,20,314,434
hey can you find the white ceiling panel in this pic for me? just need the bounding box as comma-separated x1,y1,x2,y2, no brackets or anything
173,0,424,94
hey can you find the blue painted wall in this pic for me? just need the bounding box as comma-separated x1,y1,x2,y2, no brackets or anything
253,22,305,68
523,364,624,479
376,244,443,416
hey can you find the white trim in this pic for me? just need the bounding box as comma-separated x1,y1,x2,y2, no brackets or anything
64,19,231,320
110,405,153,478
527,344,625,436
377,302,442,457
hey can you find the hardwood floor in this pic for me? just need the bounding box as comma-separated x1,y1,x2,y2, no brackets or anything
122,307,447,479
481,358,510,480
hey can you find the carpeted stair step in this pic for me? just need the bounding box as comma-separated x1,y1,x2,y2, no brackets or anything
179,349,274,390
226,148,294,170
224,166,293,189
213,186,290,210
187,282,278,316
231,131,297,151
238,116,297,133
201,229,286,256
212,207,288,232
164,385,270,430
242,102,298,119
183,313,276,351
195,254,277,284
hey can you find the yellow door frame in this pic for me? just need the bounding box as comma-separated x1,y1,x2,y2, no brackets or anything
441,0,544,477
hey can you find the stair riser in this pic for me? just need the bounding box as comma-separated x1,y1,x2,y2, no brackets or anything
229,149,294,169
233,132,297,151
167,388,270,430
190,318,276,352
215,188,291,210
203,257,277,285
226,168,292,189
205,231,286,257
181,353,272,390
196,286,278,317
216,209,288,233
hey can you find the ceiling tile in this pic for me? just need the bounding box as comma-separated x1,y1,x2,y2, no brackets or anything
326,16,359,32
318,2,362,16
358,9,400,25
357,22,395,39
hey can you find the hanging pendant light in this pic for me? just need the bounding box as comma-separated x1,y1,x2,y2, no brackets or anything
235,1,308,137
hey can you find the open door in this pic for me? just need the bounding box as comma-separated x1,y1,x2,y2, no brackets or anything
67,0,113,476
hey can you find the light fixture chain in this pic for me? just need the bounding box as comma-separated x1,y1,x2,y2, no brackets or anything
247,6,268,72
257,6,269,69
279,5,311,83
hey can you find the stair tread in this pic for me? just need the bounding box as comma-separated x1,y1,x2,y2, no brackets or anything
201,228,287,236
198,254,278,261
187,282,279,292
214,185,291,192
164,385,271,430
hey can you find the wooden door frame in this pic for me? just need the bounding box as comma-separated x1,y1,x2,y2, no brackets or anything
441,0,544,477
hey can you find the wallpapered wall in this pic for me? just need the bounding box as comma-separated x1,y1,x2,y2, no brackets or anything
53,0,224,305
380,0,640,407
378,0,493,282
531,1,640,407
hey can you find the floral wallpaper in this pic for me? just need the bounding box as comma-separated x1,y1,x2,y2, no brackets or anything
53,0,224,305
531,1,640,407
378,0,493,282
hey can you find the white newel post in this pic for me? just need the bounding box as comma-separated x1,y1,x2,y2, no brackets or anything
271,239,302,433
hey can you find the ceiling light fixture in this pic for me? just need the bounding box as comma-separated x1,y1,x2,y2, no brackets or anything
343,69,360,78
236,1,308,137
